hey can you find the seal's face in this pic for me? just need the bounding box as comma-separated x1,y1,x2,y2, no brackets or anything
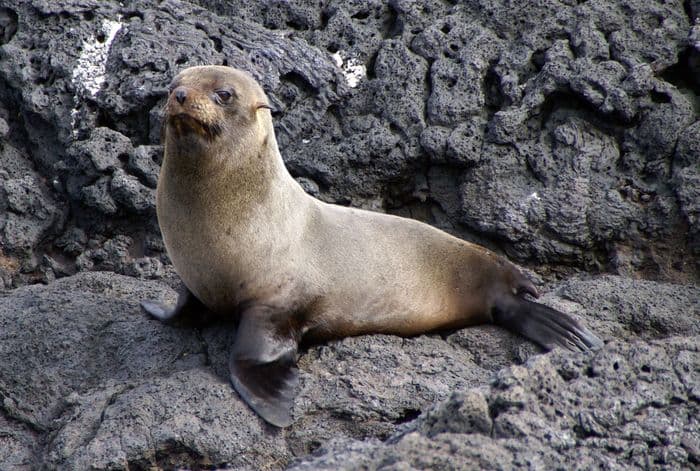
165,66,270,144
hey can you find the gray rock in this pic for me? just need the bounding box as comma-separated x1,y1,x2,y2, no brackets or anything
425,24,502,126
110,168,156,214
0,173,63,257
54,227,88,257
417,389,493,437
75,234,134,273
673,121,700,259
127,145,162,189
289,336,700,470
0,0,696,280
0,142,34,180
80,176,118,215
68,127,133,175
0,415,36,471
48,370,290,470
445,118,486,166
543,277,700,356
1,271,697,469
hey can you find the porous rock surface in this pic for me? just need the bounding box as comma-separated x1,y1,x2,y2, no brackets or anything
2,272,698,469
0,0,698,469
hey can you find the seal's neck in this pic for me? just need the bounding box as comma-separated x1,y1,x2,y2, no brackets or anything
161,128,305,217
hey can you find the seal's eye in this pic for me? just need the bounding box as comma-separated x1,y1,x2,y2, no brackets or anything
215,89,233,104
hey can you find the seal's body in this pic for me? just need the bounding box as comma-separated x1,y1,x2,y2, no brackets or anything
142,65,603,427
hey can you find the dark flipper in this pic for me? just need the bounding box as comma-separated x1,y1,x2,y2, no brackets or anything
141,283,214,327
229,306,300,427
493,295,603,352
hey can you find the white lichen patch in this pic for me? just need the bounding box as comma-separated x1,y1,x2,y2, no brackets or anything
331,51,343,68
70,18,122,135
72,19,122,97
526,192,541,202
331,51,366,88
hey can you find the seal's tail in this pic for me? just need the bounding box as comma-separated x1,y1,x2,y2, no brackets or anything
492,295,603,351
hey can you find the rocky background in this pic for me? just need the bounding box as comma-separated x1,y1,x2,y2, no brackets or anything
0,0,698,469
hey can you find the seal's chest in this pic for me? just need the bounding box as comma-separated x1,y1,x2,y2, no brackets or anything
165,226,295,314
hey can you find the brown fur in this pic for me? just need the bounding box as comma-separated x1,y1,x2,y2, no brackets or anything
159,66,538,340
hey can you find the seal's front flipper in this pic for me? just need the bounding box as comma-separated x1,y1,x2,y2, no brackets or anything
493,296,603,352
141,283,211,326
229,306,299,428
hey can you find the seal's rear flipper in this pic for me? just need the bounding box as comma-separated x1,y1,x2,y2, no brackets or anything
229,307,299,428
493,296,603,352
141,283,213,326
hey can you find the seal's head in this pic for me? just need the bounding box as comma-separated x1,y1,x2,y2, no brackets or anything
164,65,272,155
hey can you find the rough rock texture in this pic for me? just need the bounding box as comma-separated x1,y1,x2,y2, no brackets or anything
0,0,698,469
1,272,698,469
289,336,700,470
0,0,698,287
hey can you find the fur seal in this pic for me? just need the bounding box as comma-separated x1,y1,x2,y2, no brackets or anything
141,65,603,427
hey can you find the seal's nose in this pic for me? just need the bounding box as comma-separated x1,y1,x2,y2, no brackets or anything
174,87,187,105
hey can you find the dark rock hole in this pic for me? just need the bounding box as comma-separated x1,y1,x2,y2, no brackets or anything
366,51,378,80
484,64,507,111
124,11,144,22
613,361,619,370
573,424,596,439
351,10,371,20
281,71,317,97
682,0,693,18
661,47,700,100
96,109,117,133
307,440,323,454
557,368,576,381
650,90,671,104
145,151,160,166
441,24,452,34
640,364,651,373
211,36,222,53
383,3,402,39
394,408,421,424
320,9,330,29
531,49,546,73
537,90,621,132
286,19,308,31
